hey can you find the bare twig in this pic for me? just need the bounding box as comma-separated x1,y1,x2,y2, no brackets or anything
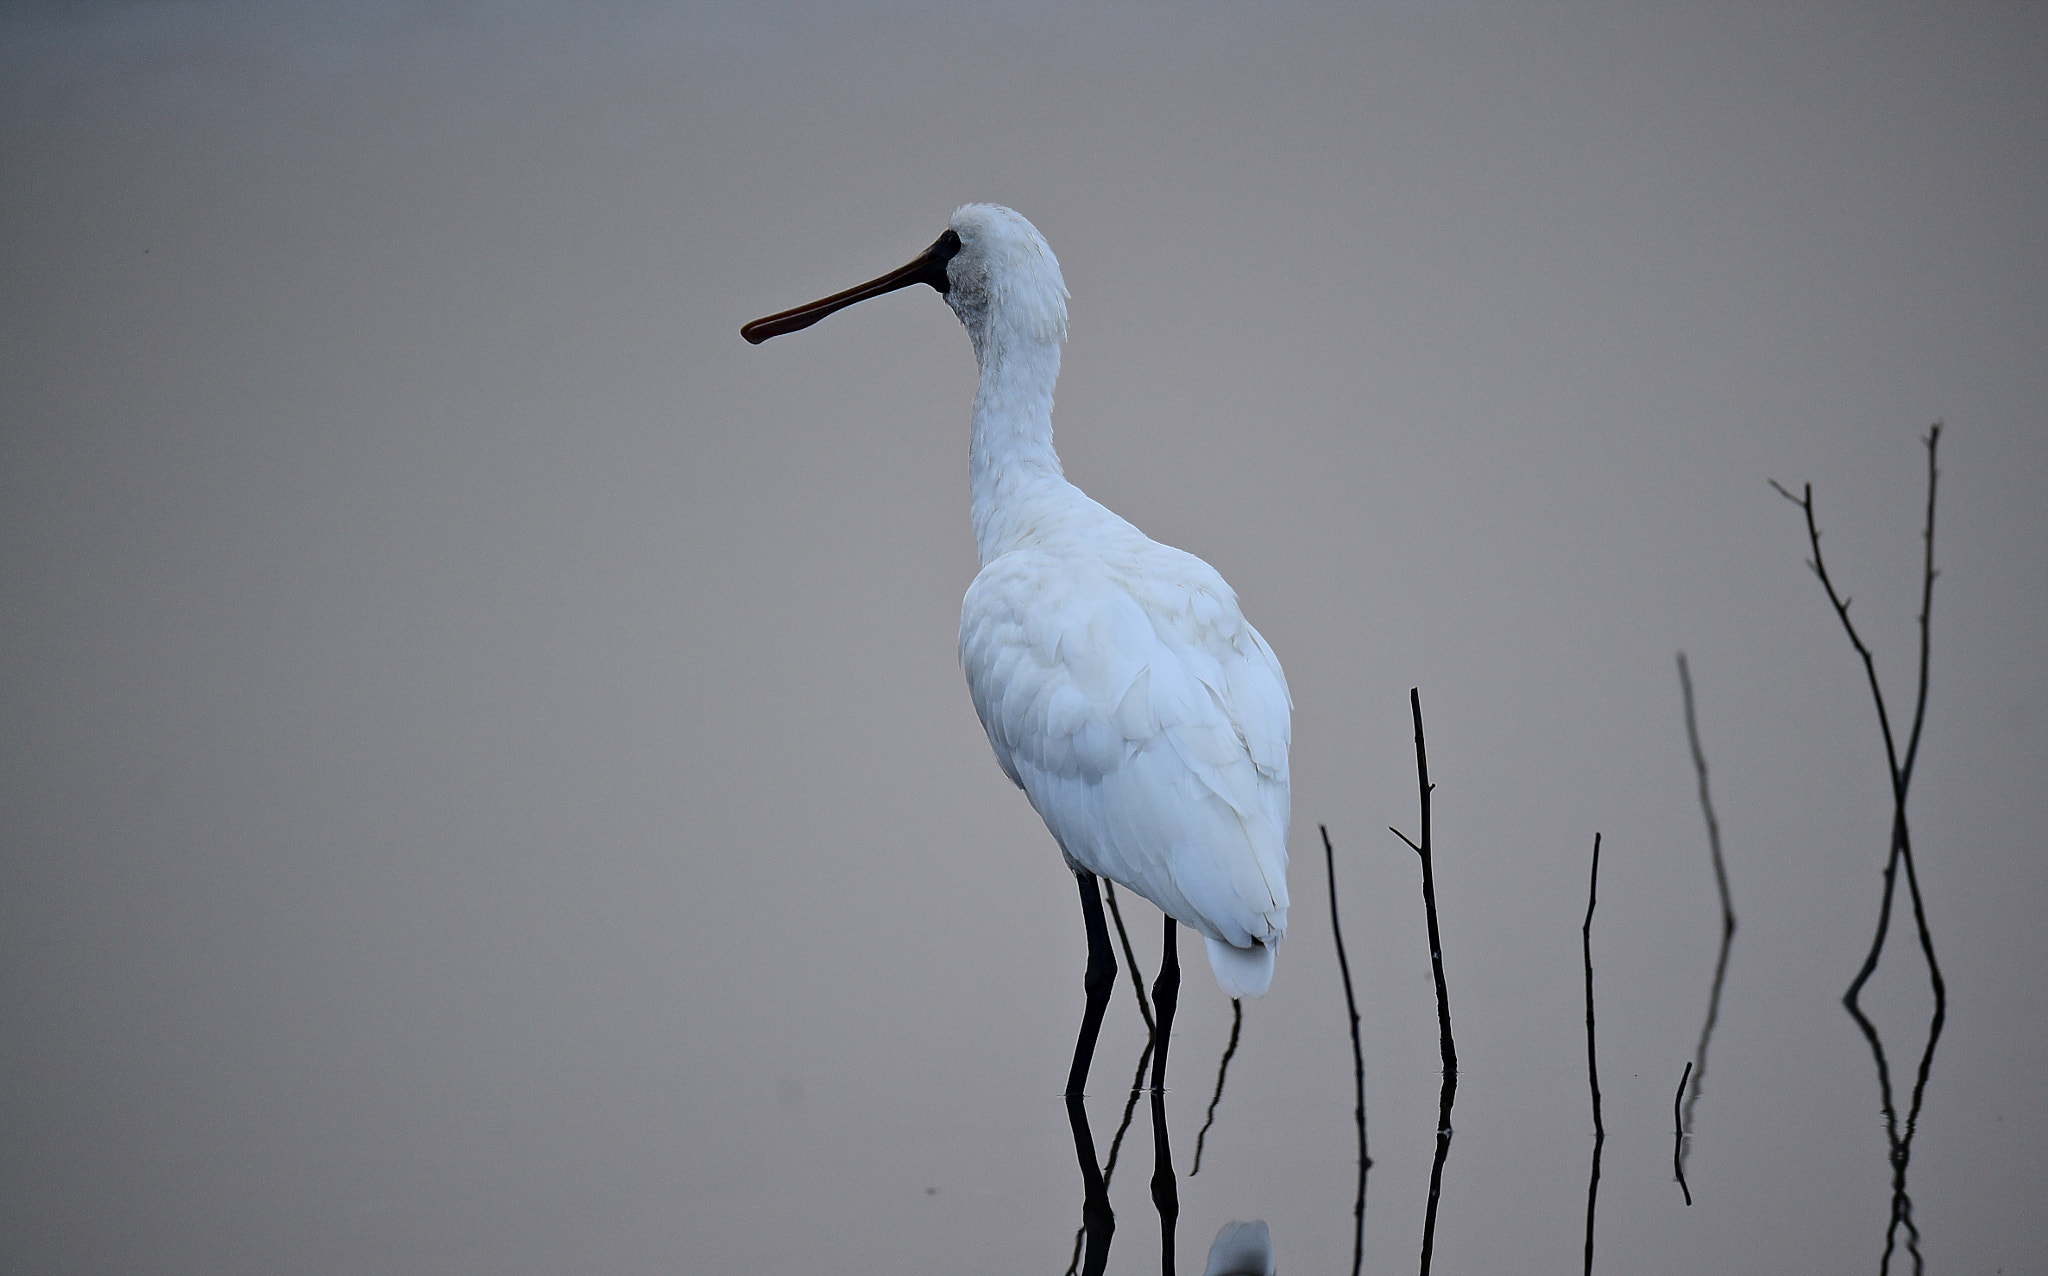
1103,1045,1152,1182
1581,834,1605,1276
1582,834,1605,1138
1769,476,1907,791
1321,826,1368,1276
1901,424,1941,790
1421,1077,1455,1276
1391,689,1458,1276
1391,688,1457,1080
1769,425,1946,1006
1102,880,1155,1034
1771,424,1949,1273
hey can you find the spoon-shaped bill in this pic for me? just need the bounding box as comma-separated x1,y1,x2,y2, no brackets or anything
741,228,961,344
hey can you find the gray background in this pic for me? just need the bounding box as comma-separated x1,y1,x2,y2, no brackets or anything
3,3,2044,1272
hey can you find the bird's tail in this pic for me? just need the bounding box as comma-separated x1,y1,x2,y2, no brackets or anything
1205,936,1276,999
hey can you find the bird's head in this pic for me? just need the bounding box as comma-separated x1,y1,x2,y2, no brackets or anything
740,204,1067,358
941,204,1069,356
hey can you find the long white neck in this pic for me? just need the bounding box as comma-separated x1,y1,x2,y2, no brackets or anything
967,325,1068,565
940,204,1078,565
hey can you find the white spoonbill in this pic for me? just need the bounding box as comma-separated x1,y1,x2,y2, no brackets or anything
743,205,1290,1098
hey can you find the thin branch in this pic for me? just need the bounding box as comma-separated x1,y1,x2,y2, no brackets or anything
1845,819,1907,1007
1393,687,1457,1080
1322,825,1368,1276
1394,689,1458,1276
1581,834,1605,1276
1900,423,1941,789
1768,478,1905,792
1102,880,1155,1035
1420,1075,1455,1276
1771,438,1947,1008
1899,828,1946,1007
1102,1042,1153,1183
1582,834,1605,1140
1189,999,1244,1177
1896,427,1948,1004
1773,425,1951,1273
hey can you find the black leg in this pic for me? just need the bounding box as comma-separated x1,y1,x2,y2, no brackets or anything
1149,915,1181,1091
1067,872,1120,1275
1069,871,1119,1100
1066,1089,1115,1276
1150,917,1181,1275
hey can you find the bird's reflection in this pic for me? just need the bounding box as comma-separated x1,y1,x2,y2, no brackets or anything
1066,1066,1270,1276
1202,1220,1275,1276
1063,1084,1116,1276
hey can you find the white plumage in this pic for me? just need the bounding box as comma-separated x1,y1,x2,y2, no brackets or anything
744,204,1291,999
1203,1219,1278,1276
944,204,1291,998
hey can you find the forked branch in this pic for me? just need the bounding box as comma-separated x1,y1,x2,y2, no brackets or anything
1768,424,1945,1006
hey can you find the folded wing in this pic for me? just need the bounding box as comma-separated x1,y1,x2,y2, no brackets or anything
960,544,1291,980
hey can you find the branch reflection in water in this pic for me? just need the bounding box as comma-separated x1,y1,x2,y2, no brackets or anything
1847,983,1943,1274
1190,1000,1243,1177
1672,1061,1693,1207
1771,424,1948,1274
1674,652,1736,1197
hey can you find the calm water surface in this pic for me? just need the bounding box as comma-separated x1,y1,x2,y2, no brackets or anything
3,5,2043,1272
